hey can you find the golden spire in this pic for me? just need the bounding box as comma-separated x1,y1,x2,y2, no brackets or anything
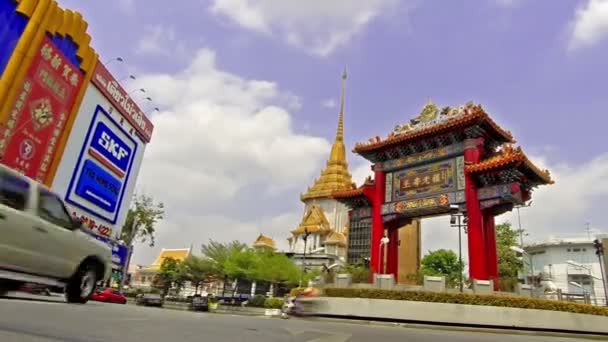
336,67,347,142
301,68,355,202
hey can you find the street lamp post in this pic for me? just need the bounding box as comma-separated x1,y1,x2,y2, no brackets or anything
104,57,124,65
299,228,311,288
450,205,467,292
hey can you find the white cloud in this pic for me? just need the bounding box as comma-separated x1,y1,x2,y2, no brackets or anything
322,98,337,108
351,161,373,187
130,48,330,264
569,0,608,50
136,25,188,57
209,0,401,57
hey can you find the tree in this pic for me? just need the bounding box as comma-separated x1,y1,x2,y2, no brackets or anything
201,240,248,277
496,222,524,291
153,257,181,296
179,255,214,295
420,249,464,288
121,194,165,247
342,263,372,284
253,251,301,291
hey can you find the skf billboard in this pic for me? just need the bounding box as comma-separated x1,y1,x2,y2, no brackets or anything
52,62,153,241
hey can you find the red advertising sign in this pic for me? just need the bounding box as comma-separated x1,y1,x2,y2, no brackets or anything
91,62,154,142
0,36,84,182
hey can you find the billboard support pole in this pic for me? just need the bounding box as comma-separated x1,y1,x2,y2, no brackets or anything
119,216,138,294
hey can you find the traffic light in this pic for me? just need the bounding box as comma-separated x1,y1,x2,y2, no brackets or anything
593,239,604,257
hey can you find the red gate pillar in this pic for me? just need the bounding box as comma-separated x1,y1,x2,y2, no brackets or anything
483,212,499,290
464,138,488,281
369,166,386,276
386,226,400,279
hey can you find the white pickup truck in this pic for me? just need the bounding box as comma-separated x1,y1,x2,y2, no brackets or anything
0,164,112,303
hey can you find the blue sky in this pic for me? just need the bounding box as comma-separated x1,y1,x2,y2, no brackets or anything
56,0,608,265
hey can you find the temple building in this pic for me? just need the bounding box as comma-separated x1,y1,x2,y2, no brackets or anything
252,234,277,252
130,248,192,289
287,70,356,268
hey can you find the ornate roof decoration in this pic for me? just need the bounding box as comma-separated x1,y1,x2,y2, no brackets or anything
466,145,554,184
148,248,191,270
353,101,514,154
252,234,276,251
291,204,331,235
324,231,347,246
301,69,356,201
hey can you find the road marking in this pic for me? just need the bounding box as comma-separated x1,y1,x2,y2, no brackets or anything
284,327,352,342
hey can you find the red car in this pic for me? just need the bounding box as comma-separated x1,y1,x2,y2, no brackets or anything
90,288,127,304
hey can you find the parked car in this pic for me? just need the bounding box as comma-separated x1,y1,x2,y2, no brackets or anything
90,288,127,304
0,164,112,304
135,293,163,307
189,295,209,311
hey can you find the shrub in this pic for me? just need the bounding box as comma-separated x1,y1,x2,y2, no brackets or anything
289,287,306,297
247,294,266,307
264,297,284,309
323,288,608,317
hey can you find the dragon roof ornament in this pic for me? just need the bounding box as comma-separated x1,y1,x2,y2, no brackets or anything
393,101,477,136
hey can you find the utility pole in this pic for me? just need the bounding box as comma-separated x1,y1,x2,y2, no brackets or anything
593,239,608,306
515,202,532,284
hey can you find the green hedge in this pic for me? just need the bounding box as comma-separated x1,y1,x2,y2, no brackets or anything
323,288,608,317
264,298,284,309
248,295,266,307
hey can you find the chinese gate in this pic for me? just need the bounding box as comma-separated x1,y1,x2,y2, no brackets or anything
333,102,553,288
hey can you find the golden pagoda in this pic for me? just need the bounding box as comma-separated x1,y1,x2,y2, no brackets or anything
289,69,355,263
300,68,356,202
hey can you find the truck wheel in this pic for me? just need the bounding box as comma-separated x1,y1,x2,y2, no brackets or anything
65,263,99,304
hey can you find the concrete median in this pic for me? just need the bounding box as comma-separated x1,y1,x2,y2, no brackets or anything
298,297,608,335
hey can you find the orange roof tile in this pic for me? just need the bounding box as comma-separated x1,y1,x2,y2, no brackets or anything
466,145,554,184
354,103,514,154
332,188,365,199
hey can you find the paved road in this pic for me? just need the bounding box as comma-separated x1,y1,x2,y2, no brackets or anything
0,294,600,342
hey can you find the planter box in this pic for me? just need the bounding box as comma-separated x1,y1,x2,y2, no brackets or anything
264,309,282,317
299,297,608,334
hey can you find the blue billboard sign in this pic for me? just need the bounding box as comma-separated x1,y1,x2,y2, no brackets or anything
111,243,129,268
90,121,132,175
75,160,122,213
65,105,138,225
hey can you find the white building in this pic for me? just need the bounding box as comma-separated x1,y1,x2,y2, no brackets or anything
525,236,607,305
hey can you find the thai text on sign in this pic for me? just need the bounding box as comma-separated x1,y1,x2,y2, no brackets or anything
0,36,83,182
